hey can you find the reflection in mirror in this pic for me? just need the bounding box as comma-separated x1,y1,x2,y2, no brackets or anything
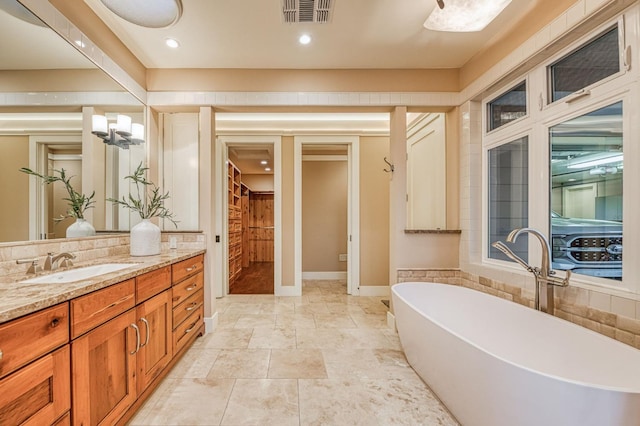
0,0,145,243
550,102,623,281
406,112,446,229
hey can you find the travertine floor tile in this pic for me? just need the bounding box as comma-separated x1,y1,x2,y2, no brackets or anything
221,379,299,425
167,348,220,379
298,378,379,426
276,312,316,329
199,328,253,349
268,349,327,379
233,313,277,328
249,327,297,349
130,378,235,425
313,312,357,328
128,279,460,426
362,376,459,425
207,349,270,379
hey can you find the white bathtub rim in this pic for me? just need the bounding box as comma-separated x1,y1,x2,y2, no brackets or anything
392,281,640,395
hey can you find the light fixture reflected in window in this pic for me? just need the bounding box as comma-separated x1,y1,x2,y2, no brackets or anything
424,0,512,32
567,153,623,169
92,114,144,149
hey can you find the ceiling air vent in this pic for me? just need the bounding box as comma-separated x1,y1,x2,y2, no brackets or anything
282,0,333,24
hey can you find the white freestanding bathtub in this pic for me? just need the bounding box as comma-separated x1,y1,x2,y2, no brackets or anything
392,282,640,426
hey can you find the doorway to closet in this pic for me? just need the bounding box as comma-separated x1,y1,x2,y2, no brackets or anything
227,143,275,294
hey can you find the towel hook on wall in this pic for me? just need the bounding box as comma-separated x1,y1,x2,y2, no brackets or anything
383,157,395,173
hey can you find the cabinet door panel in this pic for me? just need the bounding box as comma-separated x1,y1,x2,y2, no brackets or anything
136,290,172,394
72,309,137,426
0,345,70,426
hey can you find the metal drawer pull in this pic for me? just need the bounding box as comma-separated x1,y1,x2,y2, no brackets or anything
186,283,197,291
185,302,198,312
130,323,141,355
0,349,3,361
185,264,198,272
140,317,150,348
184,320,198,334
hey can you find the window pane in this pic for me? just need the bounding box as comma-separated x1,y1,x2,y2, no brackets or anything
488,81,527,131
550,27,619,102
488,137,529,261
550,102,623,280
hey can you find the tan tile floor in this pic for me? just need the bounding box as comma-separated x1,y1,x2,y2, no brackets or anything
128,280,459,425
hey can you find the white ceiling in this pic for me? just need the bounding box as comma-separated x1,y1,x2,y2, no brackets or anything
83,0,540,69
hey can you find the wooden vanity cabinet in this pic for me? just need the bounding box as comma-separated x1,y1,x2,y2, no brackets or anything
171,254,205,355
135,289,172,394
71,265,173,425
0,303,70,426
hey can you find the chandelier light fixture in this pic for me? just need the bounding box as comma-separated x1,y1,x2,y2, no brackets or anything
92,114,144,149
424,0,512,32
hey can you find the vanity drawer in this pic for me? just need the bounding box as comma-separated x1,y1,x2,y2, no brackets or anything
0,345,70,426
71,279,135,338
173,289,204,329
172,254,204,284
136,265,171,303
172,272,203,307
173,306,203,355
0,303,69,379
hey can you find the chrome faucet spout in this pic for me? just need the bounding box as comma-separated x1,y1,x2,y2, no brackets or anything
506,228,552,275
491,241,536,273
496,227,571,314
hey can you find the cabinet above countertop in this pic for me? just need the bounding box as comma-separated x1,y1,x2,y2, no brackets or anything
0,249,206,324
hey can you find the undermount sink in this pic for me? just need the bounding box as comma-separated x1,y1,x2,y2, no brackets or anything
20,263,139,284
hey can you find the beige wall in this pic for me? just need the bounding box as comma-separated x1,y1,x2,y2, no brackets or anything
302,160,348,272
0,69,124,92
0,136,29,242
281,136,295,286
360,136,390,286
147,69,460,93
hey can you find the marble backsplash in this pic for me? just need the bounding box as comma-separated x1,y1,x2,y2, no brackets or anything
1,233,206,277
397,268,640,351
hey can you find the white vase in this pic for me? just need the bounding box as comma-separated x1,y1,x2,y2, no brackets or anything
66,218,96,238
130,219,161,256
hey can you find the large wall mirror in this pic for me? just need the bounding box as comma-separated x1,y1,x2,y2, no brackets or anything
0,0,145,243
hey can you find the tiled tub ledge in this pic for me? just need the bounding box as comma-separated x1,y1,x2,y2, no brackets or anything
397,269,640,351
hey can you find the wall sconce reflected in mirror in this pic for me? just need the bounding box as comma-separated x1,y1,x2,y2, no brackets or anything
91,114,144,149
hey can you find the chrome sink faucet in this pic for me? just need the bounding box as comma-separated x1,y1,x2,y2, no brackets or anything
44,252,76,271
492,228,570,314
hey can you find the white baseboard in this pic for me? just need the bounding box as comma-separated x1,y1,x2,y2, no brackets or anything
387,311,396,331
276,285,302,296
359,285,390,297
302,271,347,280
204,311,218,333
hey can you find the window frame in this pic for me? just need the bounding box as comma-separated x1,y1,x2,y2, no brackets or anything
480,11,640,294
486,80,528,133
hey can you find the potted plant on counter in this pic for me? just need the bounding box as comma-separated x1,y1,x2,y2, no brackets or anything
108,162,177,256
20,167,96,237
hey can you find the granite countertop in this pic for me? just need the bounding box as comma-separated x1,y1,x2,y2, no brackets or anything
0,249,206,324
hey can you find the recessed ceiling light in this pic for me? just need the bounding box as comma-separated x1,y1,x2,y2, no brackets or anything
265,167,272,172
299,34,311,45
99,0,182,28
165,38,180,48
424,0,512,32
260,160,268,165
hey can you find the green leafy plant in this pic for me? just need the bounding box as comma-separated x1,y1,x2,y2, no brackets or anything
20,167,95,222
107,162,178,226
